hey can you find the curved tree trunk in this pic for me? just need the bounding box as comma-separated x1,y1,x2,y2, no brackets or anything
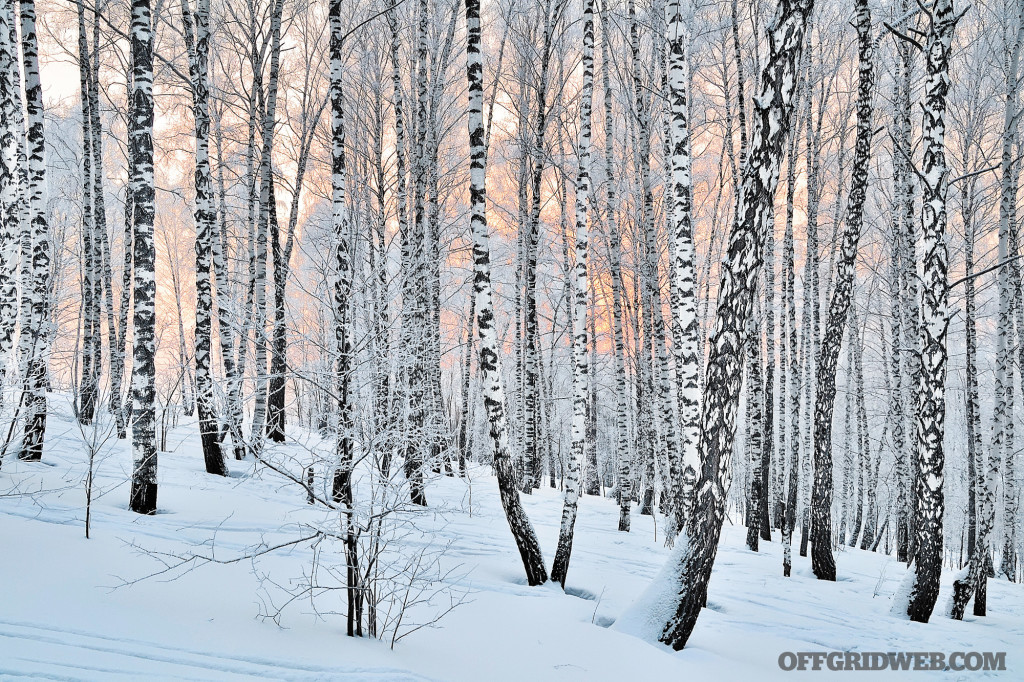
638,0,814,649
809,0,873,581
464,0,548,585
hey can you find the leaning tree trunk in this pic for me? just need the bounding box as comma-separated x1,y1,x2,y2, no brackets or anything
809,0,873,581
630,0,813,649
128,0,158,515
18,0,52,462
551,0,594,588
183,0,227,476
464,0,547,585
902,0,957,624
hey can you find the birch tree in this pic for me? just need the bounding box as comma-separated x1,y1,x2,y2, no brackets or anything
183,0,227,476
128,0,158,515
464,0,547,585
18,0,52,462
0,0,21,410
551,0,594,588
637,0,815,649
809,0,873,581
900,0,960,624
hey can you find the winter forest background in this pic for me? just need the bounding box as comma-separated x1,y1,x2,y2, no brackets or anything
0,0,1023,677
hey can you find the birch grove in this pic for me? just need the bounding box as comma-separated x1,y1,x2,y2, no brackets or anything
0,0,1023,654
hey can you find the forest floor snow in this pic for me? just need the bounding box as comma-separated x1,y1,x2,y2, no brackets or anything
1,397,1022,680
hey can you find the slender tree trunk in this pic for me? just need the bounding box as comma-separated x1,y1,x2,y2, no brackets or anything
212,111,243,458
127,0,157,515
0,0,21,413
464,0,548,584
182,0,226,476
810,0,873,580
746,305,765,551
90,0,115,435
600,3,631,532
250,0,284,452
18,0,52,462
77,2,99,426
551,0,594,588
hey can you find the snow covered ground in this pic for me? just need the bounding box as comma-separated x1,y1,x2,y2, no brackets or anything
1,397,1022,680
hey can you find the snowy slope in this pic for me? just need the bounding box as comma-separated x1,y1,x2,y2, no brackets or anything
1,397,1022,680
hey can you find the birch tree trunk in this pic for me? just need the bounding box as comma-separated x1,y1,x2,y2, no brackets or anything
18,0,52,462
903,0,957,623
327,0,361,636
183,0,227,476
212,110,243,458
667,0,700,533
950,0,1021,611
639,0,814,649
809,0,873,581
90,1,116,436
112,54,134,441
551,0,594,588
1000,8,1024,579
128,0,158,514
949,157,999,619
77,1,99,426
600,1,631,532
250,0,284,452
464,0,548,585
521,0,562,493
0,0,22,411
745,305,765,551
